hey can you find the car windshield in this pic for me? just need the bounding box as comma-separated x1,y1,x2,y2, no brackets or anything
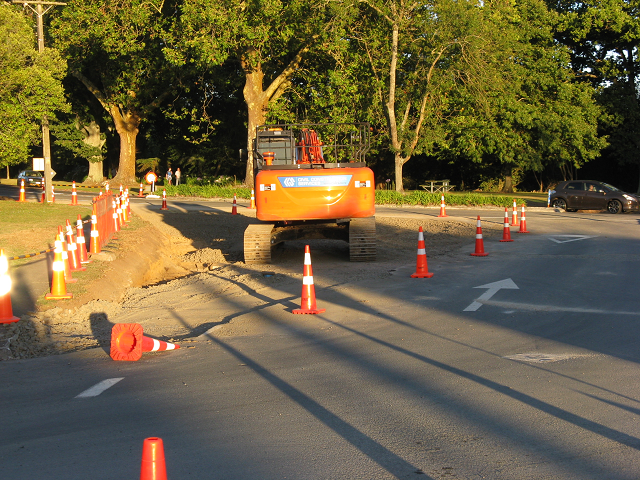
601,182,620,192
24,171,42,177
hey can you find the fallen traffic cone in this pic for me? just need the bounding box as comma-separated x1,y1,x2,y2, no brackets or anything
518,204,529,233
110,323,180,361
76,215,90,264
66,220,86,271
140,437,168,480
437,195,448,217
500,208,513,242
471,216,488,256
411,227,433,278
138,182,145,198
250,189,255,209
293,245,325,314
161,189,168,210
18,179,26,202
45,238,73,300
511,199,519,226
70,181,78,205
89,205,101,254
231,194,237,215
0,249,20,324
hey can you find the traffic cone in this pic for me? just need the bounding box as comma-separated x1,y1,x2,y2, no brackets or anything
89,205,101,254
138,182,145,197
116,197,125,225
18,179,26,202
70,181,78,205
437,195,448,217
250,189,256,209
161,189,168,210
112,199,120,232
140,437,167,480
110,323,180,361
518,204,530,233
40,184,45,203
45,238,73,300
511,199,519,226
293,245,325,314
0,250,20,324
121,196,129,223
231,194,237,215
471,216,489,256
500,208,513,242
411,227,433,278
76,215,90,264
58,229,77,283
66,220,86,271
51,185,55,203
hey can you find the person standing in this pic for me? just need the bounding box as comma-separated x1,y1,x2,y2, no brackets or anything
166,168,172,185
175,168,181,186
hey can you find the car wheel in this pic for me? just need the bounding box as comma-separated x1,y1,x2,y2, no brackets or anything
607,199,622,214
552,198,567,210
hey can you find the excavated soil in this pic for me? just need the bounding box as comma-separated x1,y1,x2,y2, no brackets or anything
0,201,502,360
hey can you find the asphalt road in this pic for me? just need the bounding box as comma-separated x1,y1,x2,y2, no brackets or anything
2,188,640,479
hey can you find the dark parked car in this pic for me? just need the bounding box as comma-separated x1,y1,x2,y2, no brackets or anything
550,180,639,214
16,170,44,187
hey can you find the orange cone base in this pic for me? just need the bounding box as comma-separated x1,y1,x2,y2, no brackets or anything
0,315,19,324
45,292,73,300
500,238,513,242
517,229,530,233
293,307,326,315
411,271,434,278
438,213,448,218
0,298,20,323
471,252,488,257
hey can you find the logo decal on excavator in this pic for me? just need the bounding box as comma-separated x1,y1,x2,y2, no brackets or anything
279,175,352,188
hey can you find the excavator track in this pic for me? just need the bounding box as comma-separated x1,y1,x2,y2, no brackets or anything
244,223,275,264
349,216,376,262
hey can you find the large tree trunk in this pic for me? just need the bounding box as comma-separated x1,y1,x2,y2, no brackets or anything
243,67,268,189
502,172,514,193
394,153,409,192
109,106,140,186
86,160,104,184
81,121,106,184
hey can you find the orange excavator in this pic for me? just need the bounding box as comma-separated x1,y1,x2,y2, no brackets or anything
244,123,376,263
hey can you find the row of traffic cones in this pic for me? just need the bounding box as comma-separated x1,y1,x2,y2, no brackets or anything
411,204,530,276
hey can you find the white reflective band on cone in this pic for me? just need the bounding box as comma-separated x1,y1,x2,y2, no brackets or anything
302,276,314,285
151,339,160,351
418,232,424,241
417,248,426,255
91,230,99,237
0,275,11,296
304,253,311,265
166,343,176,350
52,261,64,271
476,234,483,239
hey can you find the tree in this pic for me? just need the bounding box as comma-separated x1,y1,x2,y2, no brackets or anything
0,4,68,169
175,0,353,186
50,0,180,185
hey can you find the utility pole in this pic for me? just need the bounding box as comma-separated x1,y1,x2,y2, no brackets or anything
12,0,66,203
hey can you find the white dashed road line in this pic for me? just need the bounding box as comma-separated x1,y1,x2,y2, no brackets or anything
75,378,124,398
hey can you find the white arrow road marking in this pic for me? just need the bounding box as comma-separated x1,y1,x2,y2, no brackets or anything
464,278,519,312
75,378,124,398
548,235,596,243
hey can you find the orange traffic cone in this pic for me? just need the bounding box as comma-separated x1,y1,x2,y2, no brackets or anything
110,323,180,361
0,249,20,324
500,208,513,242
231,194,238,215
140,437,168,480
437,195,448,217
250,189,256,209
58,229,77,283
161,189,168,210
112,199,121,233
40,184,45,203
90,205,101,255
76,215,90,264
138,182,145,198
45,238,73,300
518,204,529,233
66,220,86,271
51,185,55,203
116,197,125,225
293,245,325,314
471,216,488,256
18,179,26,202
411,227,433,278
511,199,519,226
70,181,78,205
